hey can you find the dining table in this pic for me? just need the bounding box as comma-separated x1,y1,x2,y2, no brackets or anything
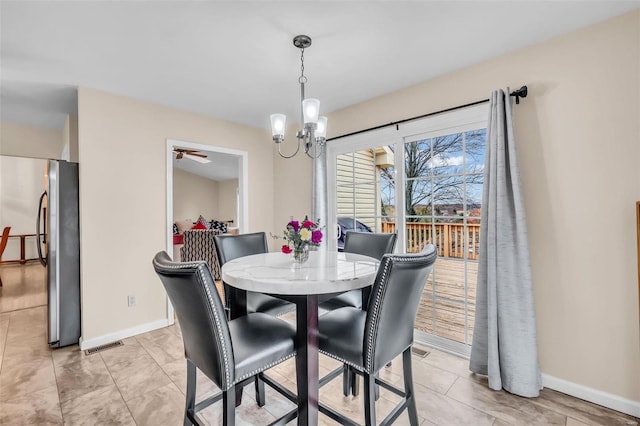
221,250,379,426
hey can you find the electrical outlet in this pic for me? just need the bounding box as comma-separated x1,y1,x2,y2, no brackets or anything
127,295,136,307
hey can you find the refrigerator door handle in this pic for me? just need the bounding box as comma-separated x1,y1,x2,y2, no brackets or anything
37,191,47,267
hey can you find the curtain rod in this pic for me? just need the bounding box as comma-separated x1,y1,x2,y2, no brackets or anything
327,86,528,142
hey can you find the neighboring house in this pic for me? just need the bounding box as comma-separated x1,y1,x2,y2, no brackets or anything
335,146,394,231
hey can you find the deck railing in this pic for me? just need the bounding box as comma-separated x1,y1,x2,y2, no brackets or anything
380,222,480,260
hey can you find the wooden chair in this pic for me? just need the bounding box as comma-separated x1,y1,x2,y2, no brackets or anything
0,226,11,287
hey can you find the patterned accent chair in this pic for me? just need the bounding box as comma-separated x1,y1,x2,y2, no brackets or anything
180,229,223,280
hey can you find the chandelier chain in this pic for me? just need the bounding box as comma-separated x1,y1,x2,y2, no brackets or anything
298,47,307,84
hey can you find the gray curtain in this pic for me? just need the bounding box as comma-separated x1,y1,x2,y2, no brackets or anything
469,88,542,397
312,150,328,251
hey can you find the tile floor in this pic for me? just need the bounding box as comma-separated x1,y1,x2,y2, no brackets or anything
0,263,46,313
0,262,638,425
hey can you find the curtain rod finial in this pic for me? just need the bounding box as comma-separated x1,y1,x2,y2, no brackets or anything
511,86,528,104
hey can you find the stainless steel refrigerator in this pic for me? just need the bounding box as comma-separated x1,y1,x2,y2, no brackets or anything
36,160,81,348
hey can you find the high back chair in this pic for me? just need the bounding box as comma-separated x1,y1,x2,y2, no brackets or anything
214,232,295,318
320,231,397,311
0,226,11,287
153,252,297,425
319,230,397,396
318,245,437,426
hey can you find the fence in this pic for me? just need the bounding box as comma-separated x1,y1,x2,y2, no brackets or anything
380,222,480,260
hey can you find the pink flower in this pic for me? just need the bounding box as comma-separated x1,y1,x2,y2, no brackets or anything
302,220,316,229
281,245,292,254
288,221,300,232
311,230,323,244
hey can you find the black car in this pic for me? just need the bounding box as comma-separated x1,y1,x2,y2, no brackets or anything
337,217,372,251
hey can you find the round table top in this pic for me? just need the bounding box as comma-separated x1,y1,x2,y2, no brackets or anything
221,251,379,295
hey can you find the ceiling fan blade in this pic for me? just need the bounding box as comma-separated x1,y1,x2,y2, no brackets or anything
184,153,211,164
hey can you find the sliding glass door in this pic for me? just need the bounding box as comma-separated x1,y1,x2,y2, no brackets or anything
327,105,487,355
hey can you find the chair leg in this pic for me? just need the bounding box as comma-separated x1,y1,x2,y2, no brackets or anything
403,348,419,426
184,360,197,426
350,370,359,396
255,375,266,407
223,386,236,426
342,364,351,397
353,370,379,400
235,385,243,407
363,373,376,426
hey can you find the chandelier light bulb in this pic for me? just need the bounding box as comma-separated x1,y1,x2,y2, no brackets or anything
316,116,328,139
270,114,286,139
306,104,316,117
302,98,320,124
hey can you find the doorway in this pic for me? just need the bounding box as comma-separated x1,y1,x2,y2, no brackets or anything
0,155,48,313
164,139,248,323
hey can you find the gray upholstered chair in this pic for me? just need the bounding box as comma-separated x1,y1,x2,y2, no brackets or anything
214,232,295,318
319,231,397,396
318,245,437,426
152,252,297,425
320,231,397,311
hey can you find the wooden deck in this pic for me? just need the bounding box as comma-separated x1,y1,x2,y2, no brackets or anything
416,257,478,345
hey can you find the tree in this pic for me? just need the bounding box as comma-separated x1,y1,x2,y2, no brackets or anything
380,130,485,222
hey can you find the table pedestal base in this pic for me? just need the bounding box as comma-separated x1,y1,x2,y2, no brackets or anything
295,295,319,426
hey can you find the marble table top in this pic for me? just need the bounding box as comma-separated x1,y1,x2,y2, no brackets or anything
221,251,379,295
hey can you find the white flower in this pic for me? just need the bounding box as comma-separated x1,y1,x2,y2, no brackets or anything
299,228,311,241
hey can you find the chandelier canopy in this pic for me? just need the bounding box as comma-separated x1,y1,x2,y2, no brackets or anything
270,35,327,159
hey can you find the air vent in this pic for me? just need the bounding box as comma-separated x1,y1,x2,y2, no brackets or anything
411,346,430,358
84,340,123,355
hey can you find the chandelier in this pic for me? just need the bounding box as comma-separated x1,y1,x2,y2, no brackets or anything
270,35,327,159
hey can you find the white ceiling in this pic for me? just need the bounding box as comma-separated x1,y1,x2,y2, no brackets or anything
173,149,240,181
2,1,639,132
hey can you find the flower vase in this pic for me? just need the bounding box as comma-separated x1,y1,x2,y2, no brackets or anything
293,244,309,264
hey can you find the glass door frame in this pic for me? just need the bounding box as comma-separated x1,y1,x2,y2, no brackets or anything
326,104,488,357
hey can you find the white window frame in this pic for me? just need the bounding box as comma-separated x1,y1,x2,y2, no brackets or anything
327,104,488,253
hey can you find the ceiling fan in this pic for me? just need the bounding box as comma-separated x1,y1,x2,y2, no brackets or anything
173,148,211,164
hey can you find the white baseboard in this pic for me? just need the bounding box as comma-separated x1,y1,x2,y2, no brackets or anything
79,318,170,351
542,373,640,418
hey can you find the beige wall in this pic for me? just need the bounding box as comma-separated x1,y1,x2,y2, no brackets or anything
62,115,79,163
275,11,640,403
273,125,313,249
0,121,63,160
217,179,238,225
0,156,47,260
78,87,274,342
172,168,219,222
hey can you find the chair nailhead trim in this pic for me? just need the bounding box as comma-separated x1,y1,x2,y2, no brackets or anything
319,349,364,372
232,352,297,387
153,258,233,388
364,253,435,373
197,264,232,388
